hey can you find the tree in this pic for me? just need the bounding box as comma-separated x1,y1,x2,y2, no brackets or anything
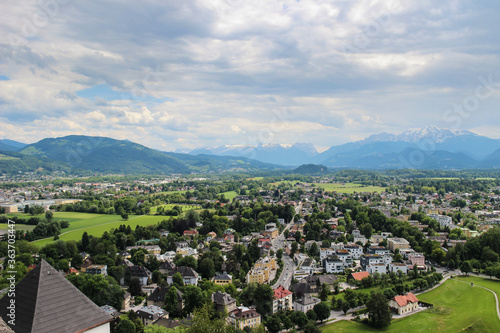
304,320,320,333
121,212,129,221
172,272,184,287
291,241,298,255
81,232,90,251
198,258,215,279
276,248,283,260
114,318,136,333
290,311,308,329
45,210,54,221
306,309,317,322
309,242,319,258
313,302,330,322
186,303,236,333
460,261,472,275
366,292,392,328
319,283,329,301
254,284,274,315
265,316,282,333
128,277,143,296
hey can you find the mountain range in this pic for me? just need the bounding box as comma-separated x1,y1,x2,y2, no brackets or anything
0,136,280,174
190,126,500,169
1,126,499,174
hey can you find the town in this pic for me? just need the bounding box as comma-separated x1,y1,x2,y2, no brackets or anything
0,171,499,332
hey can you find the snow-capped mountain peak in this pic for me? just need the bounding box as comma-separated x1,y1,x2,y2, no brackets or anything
362,126,476,144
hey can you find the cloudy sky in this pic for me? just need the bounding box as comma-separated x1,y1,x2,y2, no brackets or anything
1,0,500,152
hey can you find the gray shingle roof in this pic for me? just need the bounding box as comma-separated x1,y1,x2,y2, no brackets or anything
0,259,113,333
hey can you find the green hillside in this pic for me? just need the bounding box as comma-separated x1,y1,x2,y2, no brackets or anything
17,135,280,174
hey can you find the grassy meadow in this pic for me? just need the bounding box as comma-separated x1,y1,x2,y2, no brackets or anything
313,182,386,193
321,276,500,333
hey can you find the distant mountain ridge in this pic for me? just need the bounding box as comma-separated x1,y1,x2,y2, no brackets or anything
0,139,27,152
2,126,500,173
189,142,318,166
188,126,500,169
8,135,281,174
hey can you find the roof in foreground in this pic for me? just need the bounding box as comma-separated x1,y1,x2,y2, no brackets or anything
0,259,113,333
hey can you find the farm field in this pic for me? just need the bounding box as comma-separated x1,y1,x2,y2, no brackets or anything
31,213,169,247
312,183,386,193
321,277,500,333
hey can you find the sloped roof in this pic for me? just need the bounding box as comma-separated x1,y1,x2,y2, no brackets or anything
0,259,113,333
349,271,370,281
274,285,292,299
392,293,419,307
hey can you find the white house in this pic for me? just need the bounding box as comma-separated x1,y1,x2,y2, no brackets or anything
294,296,321,313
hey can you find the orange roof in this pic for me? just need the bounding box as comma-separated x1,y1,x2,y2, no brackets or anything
350,271,370,281
274,285,292,299
392,293,418,307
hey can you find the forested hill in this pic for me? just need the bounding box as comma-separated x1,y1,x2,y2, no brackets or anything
10,135,280,174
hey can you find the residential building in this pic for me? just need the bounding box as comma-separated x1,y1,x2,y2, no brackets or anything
273,285,293,313
294,296,321,313
122,266,152,286
214,272,232,285
347,271,370,283
323,255,345,273
159,260,176,274
212,291,237,313
228,307,261,330
428,214,453,228
408,253,426,269
367,263,387,274
0,259,113,333
136,305,168,326
360,254,384,271
166,266,200,286
246,267,270,284
387,238,411,252
389,293,419,315
126,245,162,256
344,244,363,259
86,264,108,276
147,286,183,312
389,263,408,274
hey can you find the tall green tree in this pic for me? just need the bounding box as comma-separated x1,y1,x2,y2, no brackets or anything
366,292,392,328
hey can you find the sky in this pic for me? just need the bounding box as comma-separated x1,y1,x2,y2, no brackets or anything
1,0,500,153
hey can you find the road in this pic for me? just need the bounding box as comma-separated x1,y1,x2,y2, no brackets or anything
271,205,300,289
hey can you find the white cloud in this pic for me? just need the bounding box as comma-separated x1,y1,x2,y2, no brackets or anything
0,0,499,150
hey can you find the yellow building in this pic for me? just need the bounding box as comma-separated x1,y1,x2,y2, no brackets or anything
228,307,261,330
246,268,270,284
254,257,277,271
262,228,279,240
214,272,232,285
388,238,410,252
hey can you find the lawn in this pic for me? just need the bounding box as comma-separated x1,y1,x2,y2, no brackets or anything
31,213,169,247
0,223,36,232
312,183,386,194
149,204,202,214
321,277,500,333
221,191,238,200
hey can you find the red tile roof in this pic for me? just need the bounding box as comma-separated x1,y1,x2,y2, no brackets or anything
349,271,370,281
274,285,292,300
392,293,418,307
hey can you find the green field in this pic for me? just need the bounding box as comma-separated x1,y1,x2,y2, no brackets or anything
313,183,386,193
321,277,500,333
221,191,238,200
149,204,201,214
151,190,188,195
0,223,36,232
31,213,169,247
